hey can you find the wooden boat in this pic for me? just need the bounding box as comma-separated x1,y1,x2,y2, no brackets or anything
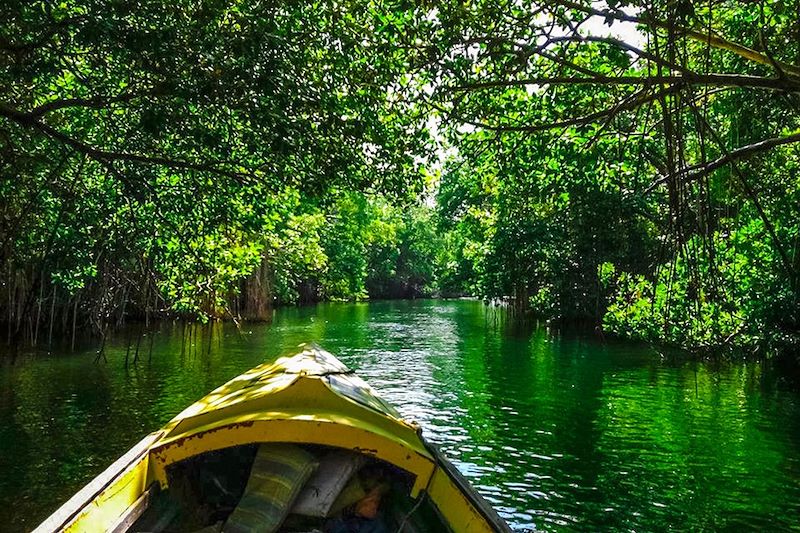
35,344,511,532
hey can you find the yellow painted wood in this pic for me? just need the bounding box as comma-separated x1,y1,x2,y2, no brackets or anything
150,416,436,496
33,433,158,533
427,466,498,533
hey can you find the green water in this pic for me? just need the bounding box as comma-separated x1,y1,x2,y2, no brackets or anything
0,300,798,531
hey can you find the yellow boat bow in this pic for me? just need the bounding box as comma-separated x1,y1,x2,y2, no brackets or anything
35,344,511,533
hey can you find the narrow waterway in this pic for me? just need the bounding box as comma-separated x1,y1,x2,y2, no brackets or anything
1,300,798,531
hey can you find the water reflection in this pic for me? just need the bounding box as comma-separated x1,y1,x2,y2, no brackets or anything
0,300,798,531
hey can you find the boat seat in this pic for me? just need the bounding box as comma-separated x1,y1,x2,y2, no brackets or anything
223,443,318,533
291,450,366,518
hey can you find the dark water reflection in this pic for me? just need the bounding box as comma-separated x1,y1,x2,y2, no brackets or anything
1,300,799,531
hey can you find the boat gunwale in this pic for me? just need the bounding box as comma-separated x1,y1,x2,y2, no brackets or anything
153,408,431,459
31,431,162,533
423,439,514,533
148,413,437,497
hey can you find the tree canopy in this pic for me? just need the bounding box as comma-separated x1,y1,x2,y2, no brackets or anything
1,0,434,338
3,1,800,358
430,0,800,355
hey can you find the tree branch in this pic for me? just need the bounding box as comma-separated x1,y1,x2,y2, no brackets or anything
0,103,256,183
448,73,800,92
25,92,154,118
543,34,690,73
0,16,85,54
547,0,800,78
429,84,681,133
647,130,800,192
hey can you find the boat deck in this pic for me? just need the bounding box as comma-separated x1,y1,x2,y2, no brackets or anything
129,443,451,533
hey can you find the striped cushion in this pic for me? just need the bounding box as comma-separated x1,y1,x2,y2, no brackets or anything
223,444,318,533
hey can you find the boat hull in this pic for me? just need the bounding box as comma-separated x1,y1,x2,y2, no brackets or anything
35,345,511,532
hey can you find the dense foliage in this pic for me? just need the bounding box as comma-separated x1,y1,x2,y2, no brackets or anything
0,0,439,342
430,1,800,357
3,1,800,359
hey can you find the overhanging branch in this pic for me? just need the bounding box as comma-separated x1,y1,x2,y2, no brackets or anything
647,130,800,192
25,92,154,118
0,103,256,183
429,84,681,133
448,73,800,92
547,0,800,79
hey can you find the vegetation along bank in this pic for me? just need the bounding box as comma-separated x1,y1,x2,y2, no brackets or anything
2,1,800,363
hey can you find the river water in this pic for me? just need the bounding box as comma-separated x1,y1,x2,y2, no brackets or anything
0,300,798,531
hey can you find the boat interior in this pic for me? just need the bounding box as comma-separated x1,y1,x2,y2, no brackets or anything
129,442,452,533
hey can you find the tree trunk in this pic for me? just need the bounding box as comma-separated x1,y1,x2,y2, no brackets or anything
241,255,272,321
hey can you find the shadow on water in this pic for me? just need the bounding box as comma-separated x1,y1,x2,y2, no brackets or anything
0,300,799,531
